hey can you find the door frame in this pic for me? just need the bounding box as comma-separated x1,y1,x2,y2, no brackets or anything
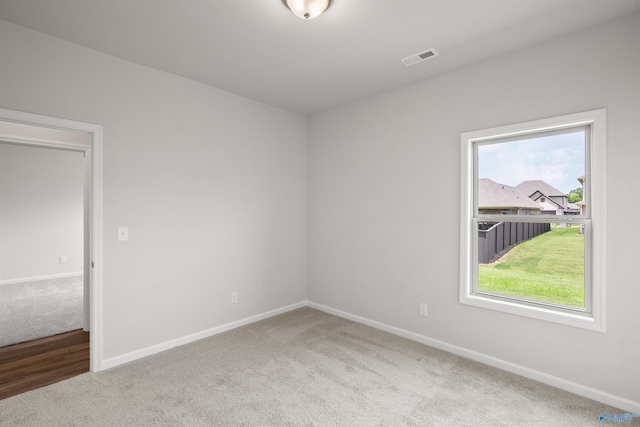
0,108,104,372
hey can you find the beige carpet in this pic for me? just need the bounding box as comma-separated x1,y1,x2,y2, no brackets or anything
0,308,619,426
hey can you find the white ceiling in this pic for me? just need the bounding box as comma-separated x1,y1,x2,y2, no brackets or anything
1,0,640,115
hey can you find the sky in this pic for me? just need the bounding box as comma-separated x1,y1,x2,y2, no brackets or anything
477,131,585,194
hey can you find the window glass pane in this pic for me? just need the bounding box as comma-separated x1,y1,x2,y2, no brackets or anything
477,222,585,309
477,131,585,217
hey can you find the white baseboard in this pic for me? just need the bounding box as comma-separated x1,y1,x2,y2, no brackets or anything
0,271,83,286
100,301,307,370
98,299,639,413
307,301,640,413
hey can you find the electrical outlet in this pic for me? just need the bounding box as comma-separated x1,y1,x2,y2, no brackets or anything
59,256,67,264
231,292,238,304
117,227,129,241
419,302,428,316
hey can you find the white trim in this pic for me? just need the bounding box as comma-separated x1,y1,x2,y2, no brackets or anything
459,109,606,332
0,109,99,134
86,297,640,412
461,110,602,143
589,108,607,333
0,272,83,286
101,301,307,370
0,135,90,151
89,126,104,371
0,108,104,372
307,301,639,413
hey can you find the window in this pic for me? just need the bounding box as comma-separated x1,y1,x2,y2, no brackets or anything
460,110,606,331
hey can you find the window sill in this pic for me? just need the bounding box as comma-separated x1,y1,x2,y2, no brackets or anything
460,291,605,332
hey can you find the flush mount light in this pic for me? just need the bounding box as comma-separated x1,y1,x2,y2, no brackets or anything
282,0,333,20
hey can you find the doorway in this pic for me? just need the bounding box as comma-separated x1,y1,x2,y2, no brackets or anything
0,109,103,374
0,142,85,347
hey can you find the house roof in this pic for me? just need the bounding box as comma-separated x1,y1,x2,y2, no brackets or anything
515,180,566,198
478,179,541,210
537,196,564,210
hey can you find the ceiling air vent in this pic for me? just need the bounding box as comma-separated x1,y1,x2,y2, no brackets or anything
401,48,439,66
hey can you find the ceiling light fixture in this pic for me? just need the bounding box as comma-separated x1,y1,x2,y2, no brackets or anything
281,0,333,20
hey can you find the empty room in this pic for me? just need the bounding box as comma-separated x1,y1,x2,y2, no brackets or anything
1,0,639,425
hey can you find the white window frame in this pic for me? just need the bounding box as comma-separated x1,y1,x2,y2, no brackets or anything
459,109,606,332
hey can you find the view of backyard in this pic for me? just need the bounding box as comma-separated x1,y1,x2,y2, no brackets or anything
478,226,585,308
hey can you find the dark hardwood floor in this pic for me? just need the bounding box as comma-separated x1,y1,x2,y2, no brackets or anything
0,329,89,400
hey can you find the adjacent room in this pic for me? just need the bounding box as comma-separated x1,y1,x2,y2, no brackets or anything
0,0,639,424
0,141,85,348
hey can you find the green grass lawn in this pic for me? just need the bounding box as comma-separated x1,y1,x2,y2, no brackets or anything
478,225,585,308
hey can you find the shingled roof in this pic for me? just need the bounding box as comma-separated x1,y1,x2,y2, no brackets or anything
515,180,566,198
478,179,541,209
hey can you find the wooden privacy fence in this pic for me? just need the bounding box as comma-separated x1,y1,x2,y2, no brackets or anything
478,222,551,264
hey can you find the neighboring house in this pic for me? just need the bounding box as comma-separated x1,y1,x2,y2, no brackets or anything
515,180,580,215
478,178,541,215
479,178,584,216
576,175,587,234
576,175,587,216
566,202,581,213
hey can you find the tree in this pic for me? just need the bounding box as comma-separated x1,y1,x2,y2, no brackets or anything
568,187,583,203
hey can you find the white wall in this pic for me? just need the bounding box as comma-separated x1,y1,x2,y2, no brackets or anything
308,12,640,405
0,21,308,360
2,9,638,407
0,143,84,281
